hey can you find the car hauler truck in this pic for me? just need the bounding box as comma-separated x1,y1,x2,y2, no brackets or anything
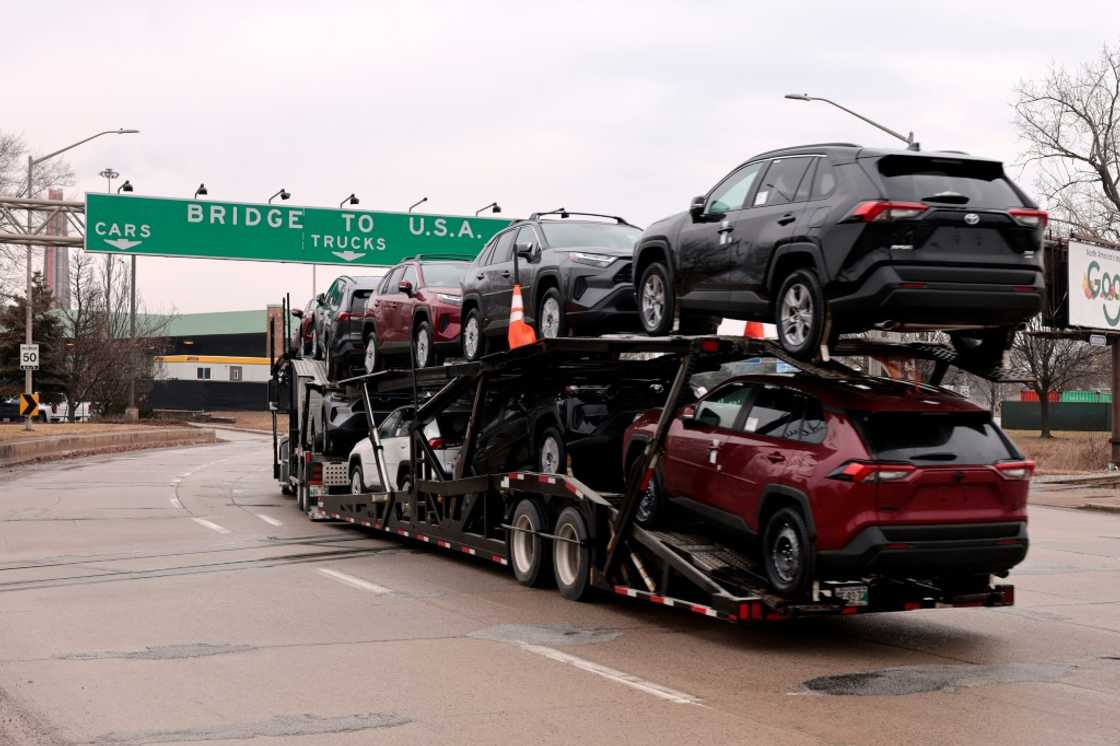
270,320,1021,624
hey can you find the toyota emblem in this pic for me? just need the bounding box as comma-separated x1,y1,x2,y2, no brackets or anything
964,213,980,225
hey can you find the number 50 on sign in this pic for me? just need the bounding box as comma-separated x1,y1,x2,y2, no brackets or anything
20,343,39,370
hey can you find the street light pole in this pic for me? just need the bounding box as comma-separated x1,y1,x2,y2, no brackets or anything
22,128,139,431
99,169,120,317
784,93,919,150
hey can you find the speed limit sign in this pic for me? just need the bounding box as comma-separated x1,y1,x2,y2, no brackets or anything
19,343,39,370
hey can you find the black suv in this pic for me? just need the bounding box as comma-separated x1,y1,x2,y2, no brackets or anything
633,144,1047,362
459,210,641,361
312,274,382,379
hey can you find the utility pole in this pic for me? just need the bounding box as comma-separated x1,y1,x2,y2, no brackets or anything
1112,341,1120,466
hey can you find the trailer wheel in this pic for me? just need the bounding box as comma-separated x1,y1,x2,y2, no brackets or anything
553,507,592,601
762,507,815,597
281,483,294,496
509,499,551,587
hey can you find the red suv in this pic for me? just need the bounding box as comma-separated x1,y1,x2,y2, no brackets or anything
623,374,1032,596
361,258,468,371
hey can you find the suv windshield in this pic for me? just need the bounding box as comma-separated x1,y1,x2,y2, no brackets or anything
421,263,466,287
852,411,1017,465
875,155,1025,207
539,222,640,251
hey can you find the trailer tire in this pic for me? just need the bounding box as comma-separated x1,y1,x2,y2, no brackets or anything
762,507,815,597
553,507,593,601
281,483,294,496
509,499,551,588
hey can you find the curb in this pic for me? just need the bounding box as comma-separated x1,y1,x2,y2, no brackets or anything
0,427,218,469
1081,502,1120,514
184,422,272,436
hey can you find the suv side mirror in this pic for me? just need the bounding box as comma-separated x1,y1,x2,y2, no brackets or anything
398,279,414,296
515,241,538,262
316,293,326,304
689,195,706,219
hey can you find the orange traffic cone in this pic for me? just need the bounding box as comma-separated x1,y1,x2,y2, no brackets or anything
508,284,537,349
744,321,766,339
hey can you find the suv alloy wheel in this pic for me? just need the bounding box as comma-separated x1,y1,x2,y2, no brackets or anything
463,309,484,362
638,262,674,336
775,269,827,359
539,288,566,339
414,320,436,368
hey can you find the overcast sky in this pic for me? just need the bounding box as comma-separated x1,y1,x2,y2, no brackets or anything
7,1,1119,314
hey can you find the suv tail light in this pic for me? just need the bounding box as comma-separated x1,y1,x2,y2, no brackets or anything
830,461,915,483
995,460,1035,480
336,311,352,322
1008,209,1048,228
845,201,929,223
428,438,445,450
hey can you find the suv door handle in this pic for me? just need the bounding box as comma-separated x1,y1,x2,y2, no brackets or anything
476,272,485,280
777,214,796,226
501,270,512,278
767,452,786,463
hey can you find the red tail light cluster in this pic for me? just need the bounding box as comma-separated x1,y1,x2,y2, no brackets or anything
428,438,446,450
830,461,915,483
309,462,323,485
994,460,1035,480
336,311,352,322
846,201,928,222
1007,209,1048,228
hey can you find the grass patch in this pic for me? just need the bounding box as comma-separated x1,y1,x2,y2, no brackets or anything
0,422,182,442
1004,430,1112,474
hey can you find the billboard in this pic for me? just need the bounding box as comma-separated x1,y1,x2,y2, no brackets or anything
1068,240,1120,331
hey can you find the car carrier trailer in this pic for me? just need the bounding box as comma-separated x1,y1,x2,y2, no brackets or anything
270,330,1020,624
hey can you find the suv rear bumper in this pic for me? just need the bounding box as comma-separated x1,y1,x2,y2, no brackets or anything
818,521,1029,579
828,263,1043,329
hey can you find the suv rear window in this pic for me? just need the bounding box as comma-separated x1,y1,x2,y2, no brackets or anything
852,411,1017,465
875,155,1024,207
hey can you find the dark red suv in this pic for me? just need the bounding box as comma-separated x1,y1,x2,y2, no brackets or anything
361,258,468,371
623,374,1032,596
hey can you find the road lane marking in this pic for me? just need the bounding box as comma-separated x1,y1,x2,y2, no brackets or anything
318,568,391,594
169,498,183,510
256,513,283,527
192,518,231,534
517,643,702,705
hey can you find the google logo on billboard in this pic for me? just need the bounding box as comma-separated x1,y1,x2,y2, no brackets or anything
1083,260,1120,326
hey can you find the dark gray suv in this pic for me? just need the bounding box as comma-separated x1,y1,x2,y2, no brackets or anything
459,211,642,361
312,274,382,379
633,144,1047,362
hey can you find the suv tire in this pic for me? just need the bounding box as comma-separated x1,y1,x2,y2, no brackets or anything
363,330,380,374
536,424,566,474
538,287,567,339
950,328,1013,369
463,307,485,362
762,507,815,597
634,469,665,528
775,269,827,360
638,260,675,336
414,320,438,369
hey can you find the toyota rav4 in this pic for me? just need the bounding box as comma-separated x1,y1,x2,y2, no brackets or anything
623,374,1032,596
633,144,1047,362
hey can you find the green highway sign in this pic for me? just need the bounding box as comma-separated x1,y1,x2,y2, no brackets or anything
84,194,512,266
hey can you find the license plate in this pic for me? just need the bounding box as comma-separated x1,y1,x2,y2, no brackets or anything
835,585,869,606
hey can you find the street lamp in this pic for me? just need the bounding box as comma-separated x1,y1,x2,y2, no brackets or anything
784,93,919,150
408,196,428,213
194,183,208,199
117,178,138,419
474,201,501,216
23,128,139,430
339,193,359,209
269,188,290,204
99,168,120,192
117,180,133,194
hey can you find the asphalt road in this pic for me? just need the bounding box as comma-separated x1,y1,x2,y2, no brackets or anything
1,432,1118,745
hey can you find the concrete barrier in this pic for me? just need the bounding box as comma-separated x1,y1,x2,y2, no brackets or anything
0,427,219,468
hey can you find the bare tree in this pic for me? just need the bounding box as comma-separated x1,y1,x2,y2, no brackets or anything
1014,45,1120,242
56,251,173,418
1009,317,1107,437
0,131,75,295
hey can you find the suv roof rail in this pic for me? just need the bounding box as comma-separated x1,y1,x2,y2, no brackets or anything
407,253,472,262
528,208,635,226
749,142,861,160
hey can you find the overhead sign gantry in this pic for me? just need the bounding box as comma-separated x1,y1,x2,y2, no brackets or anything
84,194,512,266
